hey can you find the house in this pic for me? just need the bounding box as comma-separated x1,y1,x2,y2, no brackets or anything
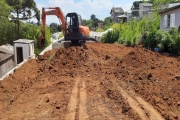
13,39,35,64
160,4,180,31
0,44,15,78
110,7,125,22
139,3,153,18
125,11,132,21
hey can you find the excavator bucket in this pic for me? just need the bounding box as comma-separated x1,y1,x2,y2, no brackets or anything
37,35,45,49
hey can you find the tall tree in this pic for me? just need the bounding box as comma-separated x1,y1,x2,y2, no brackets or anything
90,14,102,28
148,0,179,5
82,19,93,29
0,0,10,17
49,23,61,33
90,14,96,21
103,17,111,25
6,0,40,37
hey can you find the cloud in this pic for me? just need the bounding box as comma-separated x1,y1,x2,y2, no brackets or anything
48,0,113,20
116,2,133,12
33,0,134,25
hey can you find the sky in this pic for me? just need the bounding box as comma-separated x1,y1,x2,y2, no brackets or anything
33,0,136,24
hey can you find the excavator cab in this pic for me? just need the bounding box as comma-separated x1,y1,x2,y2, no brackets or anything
66,13,80,35
65,13,92,44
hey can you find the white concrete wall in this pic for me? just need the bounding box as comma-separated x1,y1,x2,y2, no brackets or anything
29,43,35,57
90,28,113,42
0,59,28,80
0,56,15,78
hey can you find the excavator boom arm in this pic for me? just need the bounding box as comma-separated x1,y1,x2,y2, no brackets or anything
38,7,66,48
42,7,66,36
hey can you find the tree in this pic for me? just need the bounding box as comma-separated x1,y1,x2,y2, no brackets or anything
90,14,102,28
103,17,111,25
6,0,40,37
82,19,93,29
148,0,179,6
0,0,10,17
91,14,96,21
49,23,61,33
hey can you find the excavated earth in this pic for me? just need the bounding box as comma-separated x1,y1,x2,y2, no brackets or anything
0,42,180,120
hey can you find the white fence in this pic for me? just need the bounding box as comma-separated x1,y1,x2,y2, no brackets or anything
90,28,113,42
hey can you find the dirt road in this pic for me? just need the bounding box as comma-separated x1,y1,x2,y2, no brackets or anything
0,42,179,119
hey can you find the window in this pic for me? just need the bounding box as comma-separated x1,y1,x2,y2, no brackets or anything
164,13,175,28
164,15,167,28
170,14,175,27
167,14,170,27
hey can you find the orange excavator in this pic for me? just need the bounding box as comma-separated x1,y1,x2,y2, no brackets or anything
38,7,95,49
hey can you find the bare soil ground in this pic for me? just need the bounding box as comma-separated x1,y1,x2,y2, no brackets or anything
0,42,180,120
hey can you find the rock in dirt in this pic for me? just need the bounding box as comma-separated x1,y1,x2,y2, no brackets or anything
46,98,50,103
177,102,180,106
174,75,180,80
147,73,153,79
56,106,60,109
105,55,110,60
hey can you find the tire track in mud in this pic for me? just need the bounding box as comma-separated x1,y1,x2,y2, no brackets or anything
66,78,79,120
79,81,89,120
66,77,88,120
117,83,164,120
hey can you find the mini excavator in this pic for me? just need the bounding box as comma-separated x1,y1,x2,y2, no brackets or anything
38,7,96,49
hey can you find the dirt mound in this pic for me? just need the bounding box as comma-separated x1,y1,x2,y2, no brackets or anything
118,46,180,119
37,47,89,78
0,43,179,120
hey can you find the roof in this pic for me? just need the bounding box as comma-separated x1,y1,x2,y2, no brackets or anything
116,14,127,18
160,4,180,14
0,44,14,55
140,3,152,7
13,39,34,44
169,3,180,8
110,7,124,14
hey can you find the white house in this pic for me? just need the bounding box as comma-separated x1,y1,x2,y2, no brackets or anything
110,7,125,22
139,3,153,18
160,4,180,31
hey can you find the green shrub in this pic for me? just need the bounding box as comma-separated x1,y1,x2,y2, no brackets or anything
0,19,17,45
101,29,119,43
96,28,105,32
20,24,51,55
169,27,180,53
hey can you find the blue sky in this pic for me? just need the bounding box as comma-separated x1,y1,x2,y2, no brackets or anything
33,0,136,24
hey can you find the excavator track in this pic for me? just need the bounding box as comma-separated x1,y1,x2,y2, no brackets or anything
63,40,87,49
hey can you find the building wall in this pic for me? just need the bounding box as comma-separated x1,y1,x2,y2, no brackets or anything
139,4,152,18
160,8,180,31
29,42,34,56
111,11,117,22
111,10,123,22
0,55,15,77
98,23,103,28
111,10,115,19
